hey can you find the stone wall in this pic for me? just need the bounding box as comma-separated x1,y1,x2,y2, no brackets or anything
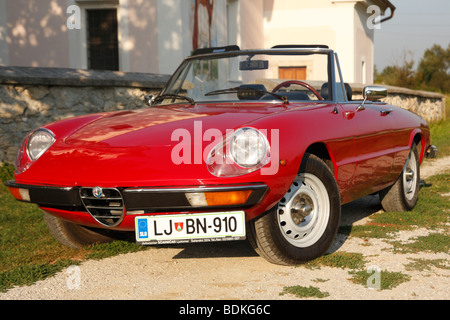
0,66,170,163
350,83,446,123
0,66,446,164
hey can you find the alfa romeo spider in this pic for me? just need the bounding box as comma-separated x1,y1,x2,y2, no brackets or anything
6,45,437,265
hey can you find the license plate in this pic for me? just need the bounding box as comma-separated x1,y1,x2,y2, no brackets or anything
135,211,246,245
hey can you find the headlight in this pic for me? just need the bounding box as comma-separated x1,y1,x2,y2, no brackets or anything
207,127,270,177
230,128,269,167
27,128,55,161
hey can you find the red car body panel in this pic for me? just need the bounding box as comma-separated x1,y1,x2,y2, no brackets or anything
10,100,430,230
6,47,433,237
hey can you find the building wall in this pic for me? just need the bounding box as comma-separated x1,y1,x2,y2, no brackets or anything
0,0,163,72
354,2,375,84
262,0,376,84
3,0,70,68
239,0,264,50
121,0,159,73
0,0,381,82
0,0,10,65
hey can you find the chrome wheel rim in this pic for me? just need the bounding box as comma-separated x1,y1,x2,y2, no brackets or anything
403,150,418,201
277,173,330,248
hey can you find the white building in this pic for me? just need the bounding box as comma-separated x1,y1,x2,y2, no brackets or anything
0,0,394,84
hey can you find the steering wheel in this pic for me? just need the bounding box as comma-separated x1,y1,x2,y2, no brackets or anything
272,80,323,101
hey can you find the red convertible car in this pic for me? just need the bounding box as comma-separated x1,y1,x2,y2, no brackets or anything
6,45,437,265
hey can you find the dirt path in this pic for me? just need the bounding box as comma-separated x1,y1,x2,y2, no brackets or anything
1,157,449,300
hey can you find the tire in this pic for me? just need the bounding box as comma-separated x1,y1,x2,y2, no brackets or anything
379,143,420,212
247,154,341,265
43,211,126,248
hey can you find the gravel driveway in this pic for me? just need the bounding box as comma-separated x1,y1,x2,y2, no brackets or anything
1,157,449,300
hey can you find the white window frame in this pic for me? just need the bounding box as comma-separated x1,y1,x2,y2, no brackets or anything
67,0,130,71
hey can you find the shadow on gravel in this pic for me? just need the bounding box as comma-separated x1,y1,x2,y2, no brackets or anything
149,194,384,260
328,194,383,254
170,240,259,260
340,194,382,226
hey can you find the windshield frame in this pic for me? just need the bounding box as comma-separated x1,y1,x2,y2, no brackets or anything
157,47,342,105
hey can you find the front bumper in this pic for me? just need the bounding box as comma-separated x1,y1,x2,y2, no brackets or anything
5,181,268,229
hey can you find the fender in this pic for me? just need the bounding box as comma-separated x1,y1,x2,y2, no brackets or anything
408,128,425,164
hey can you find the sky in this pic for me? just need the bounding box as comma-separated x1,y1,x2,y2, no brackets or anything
374,0,450,70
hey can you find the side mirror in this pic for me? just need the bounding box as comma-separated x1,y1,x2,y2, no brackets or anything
144,94,155,106
363,86,387,101
357,86,387,111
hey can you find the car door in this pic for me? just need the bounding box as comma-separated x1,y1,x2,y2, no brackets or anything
340,100,396,196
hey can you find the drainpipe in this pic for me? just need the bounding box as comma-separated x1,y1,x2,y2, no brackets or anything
376,1,396,24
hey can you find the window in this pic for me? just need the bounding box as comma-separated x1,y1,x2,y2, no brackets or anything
86,9,119,70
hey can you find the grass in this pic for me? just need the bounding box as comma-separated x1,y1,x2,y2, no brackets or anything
1,172,449,294
0,261,78,291
285,113,450,295
429,119,450,158
428,94,450,157
0,114,449,294
349,270,411,291
405,258,450,272
280,285,330,299
0,164,148,292
390,233,449,254
303,252,366,270
346,172,450,242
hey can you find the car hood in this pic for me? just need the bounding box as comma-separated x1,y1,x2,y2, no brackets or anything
63,103,288,148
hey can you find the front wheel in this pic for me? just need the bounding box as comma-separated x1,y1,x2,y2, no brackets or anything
247,154,341,265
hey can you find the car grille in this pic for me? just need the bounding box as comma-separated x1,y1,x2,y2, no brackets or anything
80,187,124,227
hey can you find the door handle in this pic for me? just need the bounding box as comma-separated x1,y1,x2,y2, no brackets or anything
344,110,355,120
380,109,393,116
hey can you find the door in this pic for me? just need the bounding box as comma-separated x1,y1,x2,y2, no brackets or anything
340,102,396,197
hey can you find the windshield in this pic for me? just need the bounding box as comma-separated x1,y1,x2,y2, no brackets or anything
156,50,336,105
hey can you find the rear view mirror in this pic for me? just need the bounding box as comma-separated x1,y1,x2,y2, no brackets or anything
239,60,269,71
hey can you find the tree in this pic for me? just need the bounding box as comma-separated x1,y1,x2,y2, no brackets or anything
374,51,416,88
375,44,450,93
416,44,450,93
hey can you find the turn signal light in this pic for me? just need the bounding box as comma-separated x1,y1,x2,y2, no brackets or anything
205,190,252,206
8,187,30,202
186,190,252,207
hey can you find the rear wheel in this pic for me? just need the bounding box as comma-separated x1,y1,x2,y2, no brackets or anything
247,154,341,265
43,211,127,248
380,144,420,212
